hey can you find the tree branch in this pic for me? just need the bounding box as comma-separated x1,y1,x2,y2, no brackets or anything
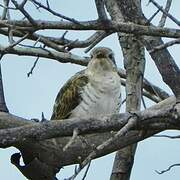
0,96,178,180
0,44,89,66
145,36,180,97
158,0,172,27
0,28,109,49
95,0,108,20
0,96,178,151
30,0,81,24
0,19,180,38
148,38,180,53
156,163,180,174
149,0,180,26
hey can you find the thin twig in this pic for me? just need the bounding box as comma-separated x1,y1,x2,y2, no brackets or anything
20,0,28,8
1,0,10,20
82,162,91,180
158,0,172,27
3,33,29,52
8,29,14,44
149,38,180,53
146,9,160,25
35,35,68,52
149,0,180,26
155,163,180,174
30,0,81,25
153,134,180,139
143,78,169,100
63,128,79,152
63,39,79,51
0,44,89,66
46,0,50,9
11,0,37,26
121,98,126,106
27,57,39,77
67,116,138,180
142,96,147,109
84,31,112,53
61,31,68,40
0,3,16,11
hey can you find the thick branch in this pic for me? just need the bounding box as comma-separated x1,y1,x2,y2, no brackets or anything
0,19,180,38
106,1,145,179
144,36,180,97
0,28,108,49
0,43,169,103
0,45,89,66
0,96,178,175
0,96,178,148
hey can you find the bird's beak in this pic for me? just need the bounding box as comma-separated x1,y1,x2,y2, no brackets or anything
96,52,106,59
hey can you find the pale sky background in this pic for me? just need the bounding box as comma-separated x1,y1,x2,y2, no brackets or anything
0,0,180,179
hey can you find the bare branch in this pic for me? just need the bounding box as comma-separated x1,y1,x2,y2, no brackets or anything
0,96,178,148
0,41,169,103
84,31,112,53
149,0,180,26
3,32,29,52
0,19,180,38
11,0,37,26
149,38,180,53
155,163,180,174
1,0,10,20
0,28,112,50
142,96,147,109
158,0,172,27
0,44,89,66
63,128,79,152
0,58,9,112
0,97,177,172
145,36,180,97
82,162,91,180
27,56,39,77
33,34,68,52
146,9,160,24
153,134,180,139
95,0,108,20
30,0,81,24
68,116,138,180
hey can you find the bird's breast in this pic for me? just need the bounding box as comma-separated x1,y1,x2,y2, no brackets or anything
71,72,121,118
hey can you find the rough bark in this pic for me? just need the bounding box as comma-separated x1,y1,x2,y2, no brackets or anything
105,1,145,179
0,96,179,179
144,36,180,97
111,36,144,180
0,19,180,38
0,1,179,179
0,61,8,112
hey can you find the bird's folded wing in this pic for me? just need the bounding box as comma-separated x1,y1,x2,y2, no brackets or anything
51,70,88,120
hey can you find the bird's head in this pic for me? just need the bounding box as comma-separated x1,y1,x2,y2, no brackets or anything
87,47,117,74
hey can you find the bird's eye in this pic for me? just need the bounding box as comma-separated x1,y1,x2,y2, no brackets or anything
108,53,113,59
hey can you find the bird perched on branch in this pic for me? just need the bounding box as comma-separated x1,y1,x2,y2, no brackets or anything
51,47,121,120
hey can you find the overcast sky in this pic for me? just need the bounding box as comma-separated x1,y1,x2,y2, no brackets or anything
0,0,180,179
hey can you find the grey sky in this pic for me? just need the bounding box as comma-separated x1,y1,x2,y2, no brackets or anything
0,0,180,179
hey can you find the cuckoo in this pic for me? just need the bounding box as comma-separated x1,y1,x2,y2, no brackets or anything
51,47,121,121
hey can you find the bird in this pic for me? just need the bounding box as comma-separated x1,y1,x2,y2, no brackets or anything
51,47,121,121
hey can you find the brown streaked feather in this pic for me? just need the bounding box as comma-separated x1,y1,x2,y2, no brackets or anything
51,70,88,120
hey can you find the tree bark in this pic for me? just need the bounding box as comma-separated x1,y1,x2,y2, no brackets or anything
105,1,145,180
0,96,179,179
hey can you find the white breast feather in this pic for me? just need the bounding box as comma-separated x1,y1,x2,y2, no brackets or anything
71,72,121,118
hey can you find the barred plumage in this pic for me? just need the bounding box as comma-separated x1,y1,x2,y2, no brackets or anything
51,47,121,120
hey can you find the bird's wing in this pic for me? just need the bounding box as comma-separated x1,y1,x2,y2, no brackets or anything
51,70,88,120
